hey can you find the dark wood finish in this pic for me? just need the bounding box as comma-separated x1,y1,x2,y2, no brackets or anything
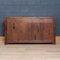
5,17,56,44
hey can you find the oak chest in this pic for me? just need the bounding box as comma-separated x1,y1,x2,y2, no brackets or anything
5,17,56,44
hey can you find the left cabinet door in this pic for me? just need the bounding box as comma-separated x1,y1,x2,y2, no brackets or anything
17,22,32,43
5,21,18,44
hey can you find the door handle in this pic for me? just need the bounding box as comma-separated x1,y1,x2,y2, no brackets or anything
13,23,15,29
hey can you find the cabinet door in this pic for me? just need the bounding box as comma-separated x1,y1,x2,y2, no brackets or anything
17,22,32,43
31,23,43,43
31,23,55,43
42,23,55,43
6,21,18,43
31,23,42,40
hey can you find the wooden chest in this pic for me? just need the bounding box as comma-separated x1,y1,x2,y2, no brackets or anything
5,17,56,44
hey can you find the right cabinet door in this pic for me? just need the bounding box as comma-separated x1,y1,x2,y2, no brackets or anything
42,23,55,43
31,23,55,43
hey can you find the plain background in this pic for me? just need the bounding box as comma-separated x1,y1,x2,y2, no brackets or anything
0,0,60,36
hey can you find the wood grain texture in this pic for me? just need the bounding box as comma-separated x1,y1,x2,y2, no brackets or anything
5,17,56,44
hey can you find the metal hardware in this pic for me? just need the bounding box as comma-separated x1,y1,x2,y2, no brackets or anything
13,23,15,29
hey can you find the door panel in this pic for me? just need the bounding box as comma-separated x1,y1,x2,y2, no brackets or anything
6,22,18,43
48,23,55,43
17,23,32,42
35,23,43,40
31,23,54,43
31,23,37,40
43,23,54,42
31,23,43,41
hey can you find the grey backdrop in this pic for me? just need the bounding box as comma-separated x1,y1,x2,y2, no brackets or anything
0,0,60,35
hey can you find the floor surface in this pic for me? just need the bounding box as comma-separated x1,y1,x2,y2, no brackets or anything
0,40,60,60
